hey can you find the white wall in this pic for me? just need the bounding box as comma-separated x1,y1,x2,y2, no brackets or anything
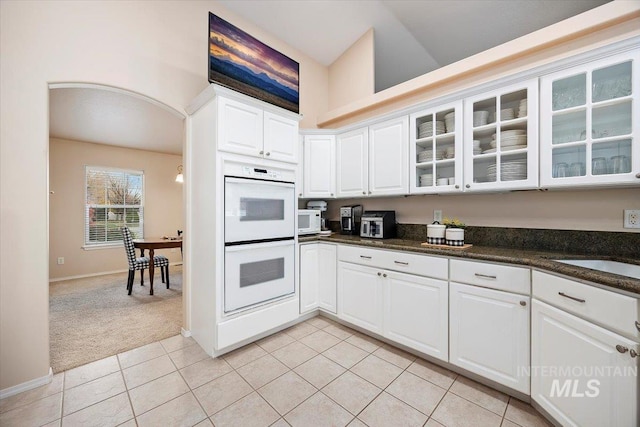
0,0,328,391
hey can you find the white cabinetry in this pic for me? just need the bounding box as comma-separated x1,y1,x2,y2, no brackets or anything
540,50,640,188
299,243,337,314
384,271,448,361
368,116,409,196
338,262,384,333
463,79,538,191
336,127,369,197
532,299,638,427
218,96,299,163
449,282,531,394
410,101,463,193
337,245,449,360
303,135,335,198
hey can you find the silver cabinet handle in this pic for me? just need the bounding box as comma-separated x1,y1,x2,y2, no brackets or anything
362,191,366,195
330,193,334,196
466,184,470,188
616,345,629,354
635,321,640,332
259,150,264,155
474,273,497,280
266,152,271,156
455,185,460,189
383,273,387,278
558,292,586,303
377,272,382,276
360,255,372,259
299,193,302,197
394,261,409,265
630,349,638,358
368,191,372,195
636,172,640,178
520,301,527,307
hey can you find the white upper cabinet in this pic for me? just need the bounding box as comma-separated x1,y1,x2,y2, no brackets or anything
410,101,463,194
540,50,640,188
218,97,264,157
218,96,299,163
336,127,369,198
303,135,335,198
264,111,299,163
463,79,539,192
368,116,409,196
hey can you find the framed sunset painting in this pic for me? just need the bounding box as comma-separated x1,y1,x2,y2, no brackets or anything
208,12,300,113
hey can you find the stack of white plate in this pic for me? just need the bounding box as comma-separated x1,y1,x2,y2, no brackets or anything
486,159,527,181
501,129,527,147
444,112,455,133
518,99,527,118
501,108,515,120
417,150,433,163
418,120,445,138
419,173,433,186
473,110,489,127
473,140,482,155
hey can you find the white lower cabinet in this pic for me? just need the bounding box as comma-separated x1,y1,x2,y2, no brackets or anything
299,243,337,314
532,299,638,427
384,271,448,361
337,262,384,334
449,282,531,394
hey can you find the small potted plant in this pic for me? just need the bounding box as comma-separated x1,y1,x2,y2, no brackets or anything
442,217,466,246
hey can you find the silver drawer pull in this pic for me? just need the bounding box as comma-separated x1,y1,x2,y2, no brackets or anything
559,292,586,303
616,344,629,354
630,349,638,358
474,273,497,280
394,261,409,265
360,255,372,259
635,321,640,332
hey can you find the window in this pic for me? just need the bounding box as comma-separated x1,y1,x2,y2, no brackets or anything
85,166,144,246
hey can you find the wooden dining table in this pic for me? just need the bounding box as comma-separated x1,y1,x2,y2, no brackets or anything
133,237,182,295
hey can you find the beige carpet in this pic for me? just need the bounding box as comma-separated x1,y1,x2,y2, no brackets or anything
49,265,183,373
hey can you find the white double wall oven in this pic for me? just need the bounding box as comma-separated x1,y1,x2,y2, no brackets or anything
224,162,296,313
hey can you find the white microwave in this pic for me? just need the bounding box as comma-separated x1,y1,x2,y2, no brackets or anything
298,209,321,235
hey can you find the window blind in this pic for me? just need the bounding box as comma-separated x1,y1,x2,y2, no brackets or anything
85,166,144,245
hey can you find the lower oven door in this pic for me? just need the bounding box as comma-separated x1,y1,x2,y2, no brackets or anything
224,239,295,313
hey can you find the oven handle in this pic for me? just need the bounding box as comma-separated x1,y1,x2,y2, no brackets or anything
225,176,295,188
224,238,295,251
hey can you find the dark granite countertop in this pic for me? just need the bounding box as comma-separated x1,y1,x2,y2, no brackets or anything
298,234,640,295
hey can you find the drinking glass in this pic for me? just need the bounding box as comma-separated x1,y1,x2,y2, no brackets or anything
592,157,608,175
554,162,569,178
611,155,630,174
569,162,584,177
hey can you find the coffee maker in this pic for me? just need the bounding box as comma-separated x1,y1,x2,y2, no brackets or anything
306,200,328,230
340,204,362,235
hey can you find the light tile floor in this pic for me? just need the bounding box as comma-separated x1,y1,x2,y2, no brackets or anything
0,316,553,427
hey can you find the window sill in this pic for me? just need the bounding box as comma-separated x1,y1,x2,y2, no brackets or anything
82,243,122,251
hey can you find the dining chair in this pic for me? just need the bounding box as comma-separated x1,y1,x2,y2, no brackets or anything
121,227,170,295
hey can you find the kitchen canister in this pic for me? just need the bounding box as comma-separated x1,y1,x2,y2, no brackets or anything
445,228,465,246
426,222,446,245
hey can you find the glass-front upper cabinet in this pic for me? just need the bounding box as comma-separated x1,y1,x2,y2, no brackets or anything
463,79,539,192
540,50,640,188
409,101,463,194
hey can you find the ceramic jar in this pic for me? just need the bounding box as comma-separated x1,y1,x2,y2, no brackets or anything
426,222,446,245
445,228,465,246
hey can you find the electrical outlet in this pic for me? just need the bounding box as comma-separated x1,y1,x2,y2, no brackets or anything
57,257,64,265
434,210,443,222
624,210,640,229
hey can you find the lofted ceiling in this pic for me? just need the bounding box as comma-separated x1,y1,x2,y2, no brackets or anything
49,1,609,154
219,0,610,92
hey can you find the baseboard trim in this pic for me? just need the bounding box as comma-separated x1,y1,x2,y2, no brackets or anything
0,368,52,400
49,262,183,283
181,328,192,337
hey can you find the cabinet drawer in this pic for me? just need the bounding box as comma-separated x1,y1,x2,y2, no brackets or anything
450,259,530,294
532,270,640,341
377,250,448,280
338,245,448,279
338,245,385,267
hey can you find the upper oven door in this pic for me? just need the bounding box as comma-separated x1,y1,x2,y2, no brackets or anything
225,176,295,243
